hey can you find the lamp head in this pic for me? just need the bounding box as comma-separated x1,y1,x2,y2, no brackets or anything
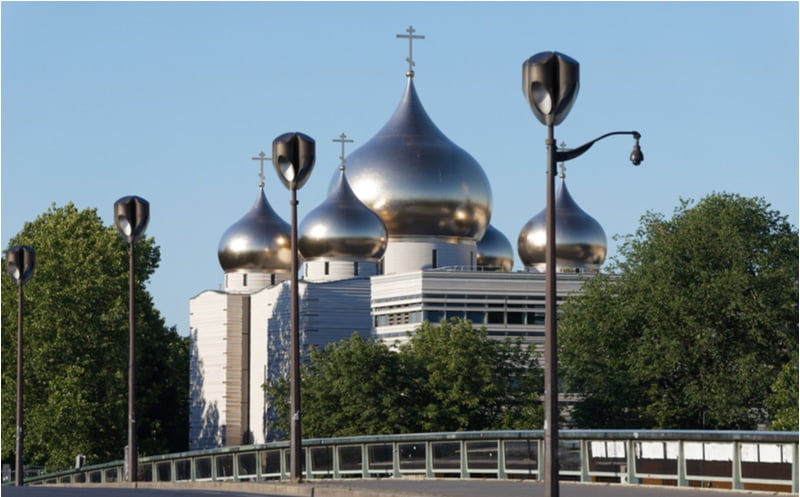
5,245,35,286
114,195,150,244
272,132,316,191
630,133,644,166
522,51,580,126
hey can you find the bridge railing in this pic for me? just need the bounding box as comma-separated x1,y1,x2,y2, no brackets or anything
24,430,798,493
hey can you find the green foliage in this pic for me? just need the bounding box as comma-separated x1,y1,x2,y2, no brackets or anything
266,318,543,438
560,193,798,430
1,203,189,470
402,319,543,432
765,349,799,431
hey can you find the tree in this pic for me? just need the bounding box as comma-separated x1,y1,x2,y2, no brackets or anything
266,318,543,438
267,333,417,438
559,193,798,430
1,203,189,470
401,318,543,432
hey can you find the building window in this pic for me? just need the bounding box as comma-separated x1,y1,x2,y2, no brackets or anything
487,311,505,324
354,262,359,276
466,311,485,324
507,312,524,325
243,273,248,287
432,249,438,269
446,310,465,320
324,261,330,275
270,274,276,286
425,310,444,323
527,312,545,325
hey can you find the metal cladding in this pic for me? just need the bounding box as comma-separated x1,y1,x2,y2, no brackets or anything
218,187,292,273
517,176,606,272
476,224,514,272
299,168,388,261
338,77,492,242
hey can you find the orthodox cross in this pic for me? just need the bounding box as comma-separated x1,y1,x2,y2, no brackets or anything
396,25,425,77
251,151,270,188
333,133,354,171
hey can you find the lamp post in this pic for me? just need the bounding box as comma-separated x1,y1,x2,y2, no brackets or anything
5,245,35,487
113,195,150,483
272,132,315,482
522,51,643,497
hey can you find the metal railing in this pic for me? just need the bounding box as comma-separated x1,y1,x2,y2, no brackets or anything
23,430,799,493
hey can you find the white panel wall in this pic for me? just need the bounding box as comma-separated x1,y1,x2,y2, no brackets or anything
383,239,476,274
189,290,229,450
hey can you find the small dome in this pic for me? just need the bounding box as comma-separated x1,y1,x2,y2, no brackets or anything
477,224,514,272
299,167,388,261
218,187,292,273
517,175,606,273
338,77,492,242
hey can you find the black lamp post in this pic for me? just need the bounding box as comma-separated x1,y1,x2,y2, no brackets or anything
113,195,150,483
5,245,35,487
522,51,643,497
272,132,315,482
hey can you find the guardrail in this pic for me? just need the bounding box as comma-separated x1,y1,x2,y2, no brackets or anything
23,430,799,493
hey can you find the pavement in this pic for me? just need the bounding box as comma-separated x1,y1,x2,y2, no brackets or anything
1,479,794,497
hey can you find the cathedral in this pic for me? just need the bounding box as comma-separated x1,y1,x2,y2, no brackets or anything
189,28,607,450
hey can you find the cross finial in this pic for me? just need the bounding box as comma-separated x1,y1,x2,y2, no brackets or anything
251,151,270,188
396,25,425,77
332,133,354,171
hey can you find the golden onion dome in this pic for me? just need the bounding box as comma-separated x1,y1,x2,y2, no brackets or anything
218,187,292,273
517,174,606,273
299,166,388,261
476,224,514,272
338,77,492,242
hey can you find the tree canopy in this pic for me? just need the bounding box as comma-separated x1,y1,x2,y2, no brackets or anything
266,318,543,439
2,203,189,470
559,193,798,430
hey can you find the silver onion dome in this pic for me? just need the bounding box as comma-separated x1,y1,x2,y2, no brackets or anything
477,224,514,272
517,174,606,273
218,187,292,273
299,167,388,261
337,77,492,241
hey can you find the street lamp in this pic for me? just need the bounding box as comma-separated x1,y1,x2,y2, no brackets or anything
113,195,150,483
5,245,35,487
272,132,315,482
522,51,642,497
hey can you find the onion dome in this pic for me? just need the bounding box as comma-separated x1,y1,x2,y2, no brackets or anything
337,77,492,242
517,172,606,273
477,224,514,272
218,186,292,273
299,166,388,261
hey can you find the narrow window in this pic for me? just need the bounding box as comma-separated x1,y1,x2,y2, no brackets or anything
324,261,330,275
243,273,248,287
354,261,359,276
432,249,438,269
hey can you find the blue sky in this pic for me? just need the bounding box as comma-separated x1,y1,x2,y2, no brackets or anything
3,1,798,336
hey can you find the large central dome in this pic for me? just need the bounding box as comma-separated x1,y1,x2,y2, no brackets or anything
337,77,492,242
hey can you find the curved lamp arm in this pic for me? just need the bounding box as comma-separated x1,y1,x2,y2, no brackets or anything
555,130,643,165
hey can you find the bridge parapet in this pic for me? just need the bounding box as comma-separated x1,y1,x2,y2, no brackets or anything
21,430,799,493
